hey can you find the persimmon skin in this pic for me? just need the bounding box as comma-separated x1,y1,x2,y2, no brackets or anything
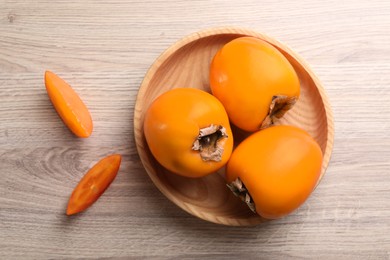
210,37,300,132
143,88,233,178
226,125,323,219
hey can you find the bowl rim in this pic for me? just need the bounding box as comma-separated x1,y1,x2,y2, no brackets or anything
134,26,335,226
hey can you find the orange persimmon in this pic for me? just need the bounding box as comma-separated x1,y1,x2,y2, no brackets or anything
45,71,93,137
66,154,121,215
143,88,233,178
210,37,300,132
226,125,323,219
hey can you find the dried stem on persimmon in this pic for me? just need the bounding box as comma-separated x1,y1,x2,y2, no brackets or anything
227,178,256,213
192,124,228,162
260,95,298,129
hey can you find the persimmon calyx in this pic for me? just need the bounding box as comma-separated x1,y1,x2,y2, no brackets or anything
260,95,298,129
227,177,256,213
192,124,228,162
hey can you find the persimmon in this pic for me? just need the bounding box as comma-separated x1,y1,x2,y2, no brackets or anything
226,125,323,219
67,154,122,215
210,37,300,132
45,71,93,138
143,88,233,178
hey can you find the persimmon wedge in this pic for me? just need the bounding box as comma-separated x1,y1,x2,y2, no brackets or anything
45,71,93,138
66,154,122,215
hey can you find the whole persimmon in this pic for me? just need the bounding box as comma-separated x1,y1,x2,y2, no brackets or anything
143,88,233,178
226,125,323,219
210,37,300,132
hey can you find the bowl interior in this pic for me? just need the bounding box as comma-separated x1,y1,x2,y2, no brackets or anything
134,28,334,226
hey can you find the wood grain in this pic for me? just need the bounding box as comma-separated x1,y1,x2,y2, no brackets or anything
1,0,390,258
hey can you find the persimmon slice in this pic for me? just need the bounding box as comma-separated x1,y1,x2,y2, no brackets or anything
66,154,122,215
45,71,93,137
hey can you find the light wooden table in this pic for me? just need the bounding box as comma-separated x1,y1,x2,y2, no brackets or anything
1,0,389,259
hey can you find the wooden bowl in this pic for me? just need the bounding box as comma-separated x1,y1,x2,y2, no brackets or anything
134,27,334,226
